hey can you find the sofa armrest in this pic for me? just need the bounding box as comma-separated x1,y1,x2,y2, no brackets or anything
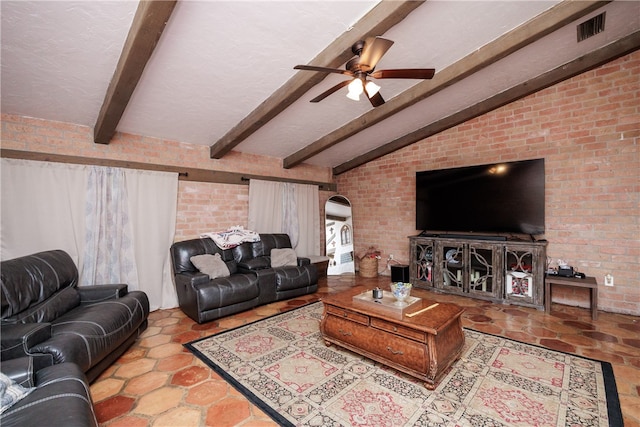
253,268,277,305
297,257,310,266
1,323,52,361
77,284,128,303
237,256,270,271
175,272,210,287
0,355,53,387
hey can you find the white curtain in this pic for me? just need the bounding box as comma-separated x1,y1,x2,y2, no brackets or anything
248,180,283,233
248,179,320,257
82,167,139,288
125,169,178,309
1,159,87,265
294,182,320,257
1,158,178,310
281,183,299,248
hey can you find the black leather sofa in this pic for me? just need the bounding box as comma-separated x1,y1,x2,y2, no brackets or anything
0,250,150,382
170,233,318,323
1,356,98,427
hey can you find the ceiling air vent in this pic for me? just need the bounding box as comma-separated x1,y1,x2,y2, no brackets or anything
577,12,606,42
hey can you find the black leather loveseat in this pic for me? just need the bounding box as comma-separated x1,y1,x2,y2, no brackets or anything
170,234,318,323
0,250,150,382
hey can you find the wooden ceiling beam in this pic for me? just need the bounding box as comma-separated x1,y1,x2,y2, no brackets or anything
333,31,640,175
283,0,610,169
93,0,177,144
208,0,426,159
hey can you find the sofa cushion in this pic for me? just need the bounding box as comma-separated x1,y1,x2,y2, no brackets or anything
1,250,78,320
237,256,270,271
256,234,292,256
170,238,234,275
5,287,80,324
30,292,149,371
274,266,318,292
0,373,33,414
190,254,230,279
193,275,259,311
232,242,255,263
271,248,297,267
224,260,238,275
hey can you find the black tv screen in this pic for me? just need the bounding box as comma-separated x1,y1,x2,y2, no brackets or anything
416,159,545,236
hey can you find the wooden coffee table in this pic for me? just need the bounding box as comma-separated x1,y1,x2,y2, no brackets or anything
320,286,465,389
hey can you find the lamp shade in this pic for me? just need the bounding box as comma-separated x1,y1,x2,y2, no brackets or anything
365,81,380,96
346,78,364,101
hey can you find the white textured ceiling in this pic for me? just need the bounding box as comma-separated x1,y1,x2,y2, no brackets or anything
2,1,638,171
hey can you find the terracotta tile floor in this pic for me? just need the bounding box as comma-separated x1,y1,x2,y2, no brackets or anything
92,275,640,427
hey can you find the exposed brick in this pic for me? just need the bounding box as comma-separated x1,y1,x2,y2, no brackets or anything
336,52,639,316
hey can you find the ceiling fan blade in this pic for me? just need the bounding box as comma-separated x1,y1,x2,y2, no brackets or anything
368,92,385,107
370,68,436,79
309,79,352,103
369,92,384,107
363,84,385,107
294,65,354,76
358,37,394,72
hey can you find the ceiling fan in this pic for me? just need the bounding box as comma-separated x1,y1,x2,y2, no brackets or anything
294,36,435,107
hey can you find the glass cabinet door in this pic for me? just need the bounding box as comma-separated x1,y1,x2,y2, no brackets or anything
467,245,495,297
504,247,536,304
469,246,493,294
440,243,465,293
411,239,434,289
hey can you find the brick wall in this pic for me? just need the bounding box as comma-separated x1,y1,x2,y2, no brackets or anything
336,52,639,316
0,115,332,244
175,181,248,242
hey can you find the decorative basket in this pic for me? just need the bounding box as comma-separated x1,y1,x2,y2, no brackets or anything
359,256,378,278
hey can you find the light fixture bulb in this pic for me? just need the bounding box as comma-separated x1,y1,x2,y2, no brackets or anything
488,164,508,175
348,78,364,95
365,81,380,96
346,90,360,101
347,78,364,98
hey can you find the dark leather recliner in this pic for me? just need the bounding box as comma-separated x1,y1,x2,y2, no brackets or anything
170,237,260,324
170,233,318,323
0,250,150,383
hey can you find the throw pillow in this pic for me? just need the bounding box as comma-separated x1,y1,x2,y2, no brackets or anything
190,253,230,279
0,373,33,414
271,248,298,268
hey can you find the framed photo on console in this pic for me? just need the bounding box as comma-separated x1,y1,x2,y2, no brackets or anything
506,271,532,298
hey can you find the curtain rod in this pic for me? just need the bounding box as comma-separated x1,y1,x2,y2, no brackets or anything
1,149,337,191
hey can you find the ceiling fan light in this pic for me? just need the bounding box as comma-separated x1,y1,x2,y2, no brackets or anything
347,78,363,95
365,81,380,96
346,90,360,101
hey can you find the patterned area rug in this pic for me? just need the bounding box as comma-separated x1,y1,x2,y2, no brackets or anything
185,302,622,427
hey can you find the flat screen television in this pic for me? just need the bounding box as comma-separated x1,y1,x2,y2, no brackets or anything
416,158,545,236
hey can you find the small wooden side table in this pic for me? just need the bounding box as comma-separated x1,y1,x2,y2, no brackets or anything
545,275,598,320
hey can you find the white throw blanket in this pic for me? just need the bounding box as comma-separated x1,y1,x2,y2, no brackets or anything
200,226,260,250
